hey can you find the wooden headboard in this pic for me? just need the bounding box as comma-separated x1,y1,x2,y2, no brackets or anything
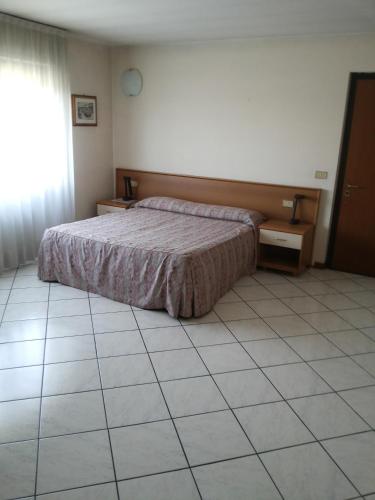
116,168,321,225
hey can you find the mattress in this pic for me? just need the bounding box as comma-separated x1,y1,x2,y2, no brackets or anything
38,197,263,317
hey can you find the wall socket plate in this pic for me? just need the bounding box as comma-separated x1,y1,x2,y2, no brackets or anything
315,170,328,179
282,199,294,208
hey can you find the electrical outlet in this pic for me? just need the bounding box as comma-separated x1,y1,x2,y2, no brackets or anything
282,199,294,208
315,170,328,179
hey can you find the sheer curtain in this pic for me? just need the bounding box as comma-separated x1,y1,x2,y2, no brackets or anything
0,14,75,272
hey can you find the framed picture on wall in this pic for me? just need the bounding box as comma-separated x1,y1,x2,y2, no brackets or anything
71,94,97,126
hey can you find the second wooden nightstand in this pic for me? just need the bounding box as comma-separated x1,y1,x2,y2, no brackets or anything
96,198,136,216
258,219,314,275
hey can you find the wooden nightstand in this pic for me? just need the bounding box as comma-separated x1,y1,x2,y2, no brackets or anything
96,198,136,216
258,219,314,275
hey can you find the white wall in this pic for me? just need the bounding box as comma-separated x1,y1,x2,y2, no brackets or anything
67,38,113,220
111,35,375,263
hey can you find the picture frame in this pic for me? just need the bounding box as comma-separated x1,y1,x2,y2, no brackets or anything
71,94,97,126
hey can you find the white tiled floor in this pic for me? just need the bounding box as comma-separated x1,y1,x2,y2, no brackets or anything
0,265,375,499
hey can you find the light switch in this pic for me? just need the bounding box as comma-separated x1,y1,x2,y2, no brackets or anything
315,170,328,179
282,200,294,208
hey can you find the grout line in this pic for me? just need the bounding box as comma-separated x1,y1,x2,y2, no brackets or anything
129,309,204,500
33,280,50,497
87,295,121,500
178,319,286,499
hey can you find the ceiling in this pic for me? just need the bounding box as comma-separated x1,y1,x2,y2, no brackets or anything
1,0,375,45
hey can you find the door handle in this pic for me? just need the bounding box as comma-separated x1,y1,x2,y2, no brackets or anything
346,184,363,189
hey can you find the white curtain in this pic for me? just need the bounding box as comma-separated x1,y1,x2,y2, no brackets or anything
0,14,75,272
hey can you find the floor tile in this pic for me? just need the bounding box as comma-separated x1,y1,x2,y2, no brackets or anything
90,296,131,313
134,310,180,329
142,325,192,351
48,298,90,318
314,293,360,311
12,275,49,288
184,322,236,346
325,330,375,355
338,308,375,328
3,301,48,321
37,483,118,500
301,311,352,333
95,330,146,357
118,469,200,500
217,289,242,303
45,335,96,364
17,262,38,276
0,339,44,369
226,318,277,341
235,400,313,452
247,298,293,317
265,283,306,298
0,277,14,290
253,270,290,285
286,270,318,283
180,310,220,325
161,376,227,417
150,348,208,381
193,455,281,500
326,279,366,293
104,383,169,427
290,393,369,439
0,398,40,444
310,357,375,390
285,334,343,360
0,440,37,500
233,285,274,301
175,410,253,466
214,302,257,321
265,315,316,337
198,343,255,373
261,442,356,500
47,315,93,338
234,275,259,286
214,369,281,407
339,386,375,427
308,268,350,280
40,391,106,437
43,359,100,396
322,432,375,495
37,430,114,494
0,268,16,277
242,338,301,367
297,281,336,295
352,352,375,377
354,276,375,290
49,284,88,301
99,354,156,389
111,420,187,479
345,291,375,308
92,311,138,333
0,365,43,402
263,363,331,398
361,326,375,341
8,286,49,303
282,296,328,313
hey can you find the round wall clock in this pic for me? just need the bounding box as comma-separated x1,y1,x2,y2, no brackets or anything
121,68,143,96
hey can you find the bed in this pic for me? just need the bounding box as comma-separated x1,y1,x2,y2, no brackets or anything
38,197,264,317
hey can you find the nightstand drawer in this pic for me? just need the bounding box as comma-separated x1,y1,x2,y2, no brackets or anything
259,229,302,250
97,204,126,216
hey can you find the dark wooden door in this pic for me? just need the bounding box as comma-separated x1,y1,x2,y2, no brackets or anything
329,74,375,277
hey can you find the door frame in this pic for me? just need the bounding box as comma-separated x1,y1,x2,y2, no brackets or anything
326,72,375,267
